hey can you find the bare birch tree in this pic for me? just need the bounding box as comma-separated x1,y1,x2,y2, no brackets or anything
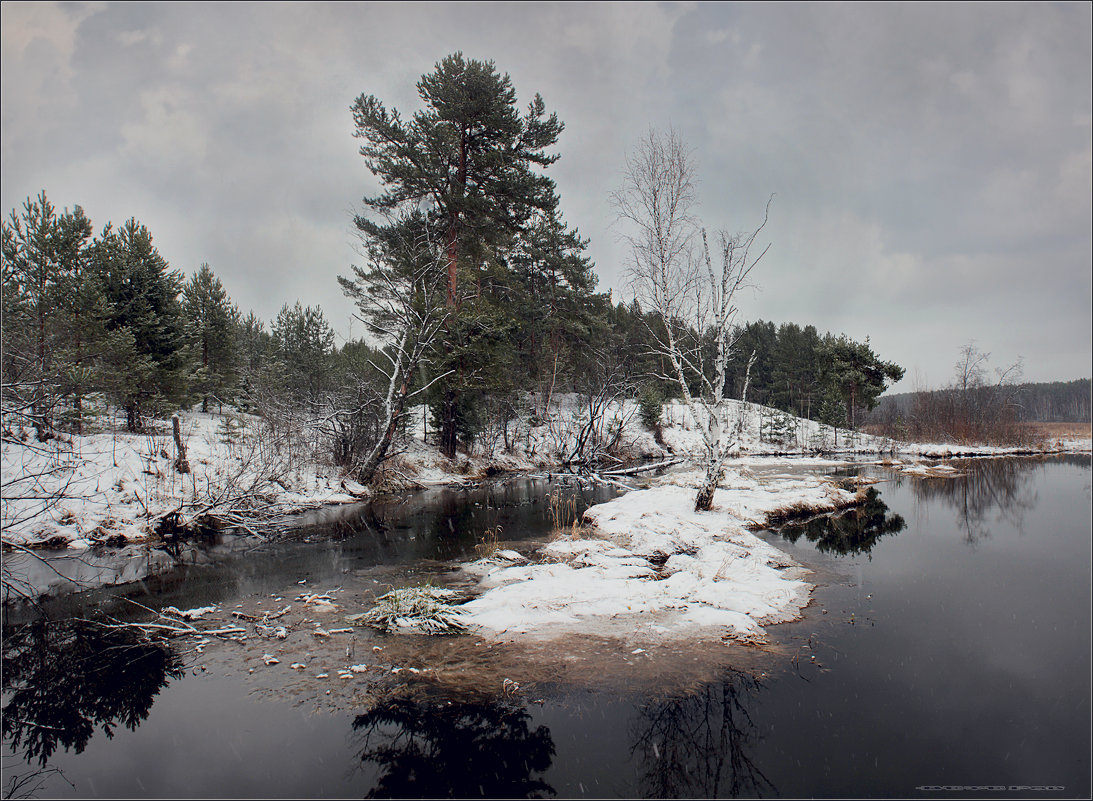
613,129,771,511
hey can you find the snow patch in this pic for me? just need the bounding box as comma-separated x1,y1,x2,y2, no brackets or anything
460,471,854,643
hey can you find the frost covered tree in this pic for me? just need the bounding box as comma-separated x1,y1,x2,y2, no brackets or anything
613,129,771,511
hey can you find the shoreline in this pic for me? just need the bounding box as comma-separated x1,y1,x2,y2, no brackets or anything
3,402,1089,554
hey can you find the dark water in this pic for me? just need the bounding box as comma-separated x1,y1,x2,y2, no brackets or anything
3,458,1090,798
3,476,618,623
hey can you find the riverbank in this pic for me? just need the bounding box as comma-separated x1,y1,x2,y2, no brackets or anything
1,411,358,550
3,398,1089,551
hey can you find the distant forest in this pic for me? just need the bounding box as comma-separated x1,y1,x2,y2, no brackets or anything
866,379,1091,424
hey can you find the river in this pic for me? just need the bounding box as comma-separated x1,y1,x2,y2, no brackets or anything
2,457,1089,798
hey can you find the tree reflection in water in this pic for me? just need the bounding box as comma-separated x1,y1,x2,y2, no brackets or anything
354,695,556,798
631,669,774,798
906,458,1041,544
774,487,906,556
2,618,184,767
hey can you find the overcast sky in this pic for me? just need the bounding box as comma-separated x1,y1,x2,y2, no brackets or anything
3,1,1090,390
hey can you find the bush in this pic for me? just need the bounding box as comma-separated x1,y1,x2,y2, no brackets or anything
637,387,663,432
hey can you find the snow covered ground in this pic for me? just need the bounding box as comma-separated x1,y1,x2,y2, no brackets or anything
396,395,1089,485
1,411,356,548
3,394,1088,549
457,467,859,644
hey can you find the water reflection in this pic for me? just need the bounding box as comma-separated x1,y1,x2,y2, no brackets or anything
774,487,906,556
630,670,774,798
905,459,1041,544
2,619,184,767
353,696,556,798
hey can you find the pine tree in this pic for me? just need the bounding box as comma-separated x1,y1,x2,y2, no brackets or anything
818,387,847,448
272,302,335,407
51,205,96,432
351,52,566,457
182,264,239,413
235,311,275,412
506,209,599,395
1,192,97,437
821,335,905,432
91,219,187,431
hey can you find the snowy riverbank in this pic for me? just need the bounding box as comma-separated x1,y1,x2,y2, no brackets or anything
1,411,357,549
3,396,1088,550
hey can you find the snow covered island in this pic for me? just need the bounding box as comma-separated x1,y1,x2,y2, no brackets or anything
459,467,859,644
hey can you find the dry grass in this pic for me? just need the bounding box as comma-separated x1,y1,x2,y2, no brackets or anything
474,525,502,559
756,487,867,531
347,585,468,635
1014,422,1091,440
370,456,423,492
547,491,581,538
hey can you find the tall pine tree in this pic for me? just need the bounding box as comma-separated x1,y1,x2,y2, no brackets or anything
1,192,95,437
91,219,187,431
183,264,239,413
351,52,565,457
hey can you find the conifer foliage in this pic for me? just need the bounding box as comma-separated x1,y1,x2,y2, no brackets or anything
351,52,570,458
183,264,238,413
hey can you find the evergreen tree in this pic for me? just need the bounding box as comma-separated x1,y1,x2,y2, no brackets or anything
182,264,239,413
91,219,187,431
1,192,96,437
51,205,96,432
351,52,566,457
235,311,276,412
272,302,335,407
818,386,848,448
506,209,600,395
820,335,904,431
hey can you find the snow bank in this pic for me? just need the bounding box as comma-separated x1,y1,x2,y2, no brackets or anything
6,394,1086,549
460,469,859,643
1,411,356,547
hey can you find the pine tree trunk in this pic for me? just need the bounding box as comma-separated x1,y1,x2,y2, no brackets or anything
202,338,209,414
438,129,468,461
172,414,190,474
440,387,458,459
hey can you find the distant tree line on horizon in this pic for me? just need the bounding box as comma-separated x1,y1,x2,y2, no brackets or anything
866,378,1090,427
862,343,1088,445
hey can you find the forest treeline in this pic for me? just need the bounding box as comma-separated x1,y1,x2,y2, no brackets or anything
867,379,1091,425
3,54,907,479
0,193,899,451
860,337,1089,444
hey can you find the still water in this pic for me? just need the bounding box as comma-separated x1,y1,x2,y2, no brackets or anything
3,458,1090,798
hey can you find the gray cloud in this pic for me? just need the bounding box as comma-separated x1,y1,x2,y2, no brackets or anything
2,1,1089,389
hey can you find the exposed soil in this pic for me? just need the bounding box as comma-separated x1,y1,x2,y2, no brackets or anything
172,565,807,716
